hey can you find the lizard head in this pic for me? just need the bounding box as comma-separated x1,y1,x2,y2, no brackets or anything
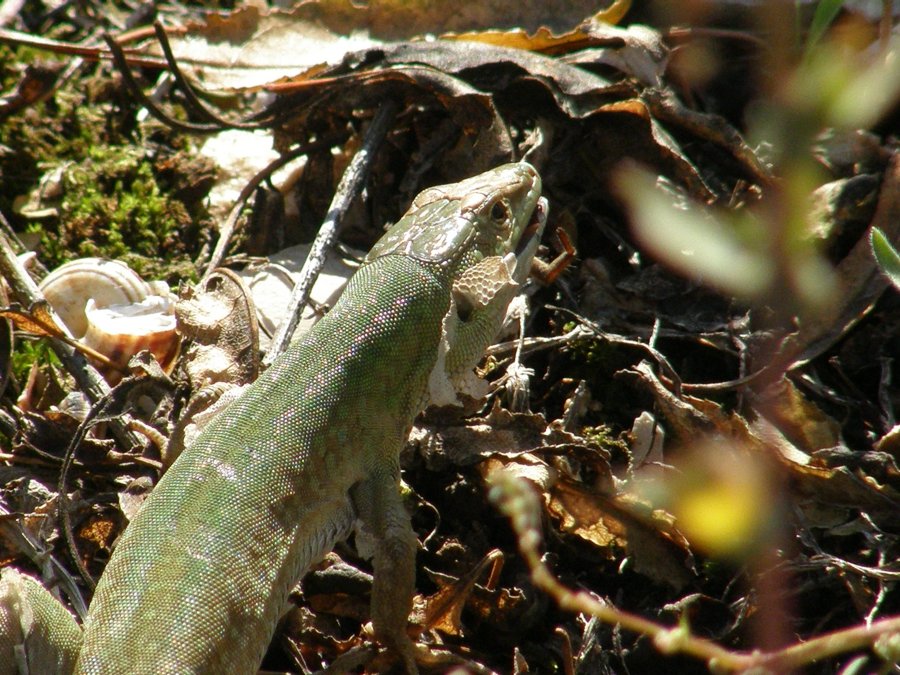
369,162,548,407
366,162,547,282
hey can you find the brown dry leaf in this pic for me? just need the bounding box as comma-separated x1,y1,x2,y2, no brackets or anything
478,445,693,588
75,514,117,564
413,407,694,580
273,57,515,179
551,476,694,589
148,6,378,91
0,301,67,339
343,0,616,39
266,37,720,201
591,98,714,199
618,504,694,589
280,598,363,670
411,405,587,469
175,268,259,389
134,13,720,213
545,473,623,552
117,476,153,523
288,40,633,118
480,453,557,490
757,379,842,454
421,575,467,637
462,584,534,638
625,361,900,527
420,549,503,637
558,22,669,85
442,0,632,52
875,424,900,459
0,477,60,558
144,1,623,92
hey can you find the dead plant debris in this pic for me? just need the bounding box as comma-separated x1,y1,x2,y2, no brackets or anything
0,2,899,673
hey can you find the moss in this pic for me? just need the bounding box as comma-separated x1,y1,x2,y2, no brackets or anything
581,424,629,454
0,49,214,276
63,149,183,253
563,322,624,380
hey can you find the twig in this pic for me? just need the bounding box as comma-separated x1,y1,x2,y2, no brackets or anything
102,32,221,133
263,100,399,364
0,26,167,67
151,22,263,131
545,306,685,395
490,474,900,672
58,366,173,590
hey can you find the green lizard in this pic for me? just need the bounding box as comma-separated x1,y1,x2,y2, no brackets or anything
0,162,548,673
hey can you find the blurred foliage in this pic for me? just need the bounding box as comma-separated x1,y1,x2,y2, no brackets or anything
619,12,900,322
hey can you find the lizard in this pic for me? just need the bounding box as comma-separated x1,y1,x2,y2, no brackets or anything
0,161,548,673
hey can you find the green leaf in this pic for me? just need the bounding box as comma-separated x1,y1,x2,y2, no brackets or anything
803,0,845,57
614,165,773,298
870,227,900,290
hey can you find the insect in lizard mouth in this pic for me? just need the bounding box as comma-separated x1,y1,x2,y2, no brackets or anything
519,197,548,250
515,195,549,262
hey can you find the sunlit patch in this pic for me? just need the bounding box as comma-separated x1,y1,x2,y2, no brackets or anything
201,457,237,481
635,440,779,560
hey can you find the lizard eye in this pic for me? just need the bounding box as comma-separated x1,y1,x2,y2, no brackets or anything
490,201,509,223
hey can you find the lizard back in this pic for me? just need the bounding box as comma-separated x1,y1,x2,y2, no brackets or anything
77,255,450,673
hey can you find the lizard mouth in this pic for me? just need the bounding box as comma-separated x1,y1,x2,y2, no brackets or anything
515,196,548,257
507,195,548,284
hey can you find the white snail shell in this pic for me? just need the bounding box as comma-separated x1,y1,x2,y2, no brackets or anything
39,258,170,338
38,258,178,375
83,296,178,373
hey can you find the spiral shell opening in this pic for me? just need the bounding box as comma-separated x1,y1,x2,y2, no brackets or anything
38,258,180,377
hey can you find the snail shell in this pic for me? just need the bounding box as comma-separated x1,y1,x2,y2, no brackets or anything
38,258,178,378
83,296,179,374
38,258,169,338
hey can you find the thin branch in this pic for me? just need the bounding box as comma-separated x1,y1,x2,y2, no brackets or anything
263,100,399,364
152,22,263,131
491,473,900,672
102,32,221,133
546,305,685,395
0,26,167,68
58,367,173,591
